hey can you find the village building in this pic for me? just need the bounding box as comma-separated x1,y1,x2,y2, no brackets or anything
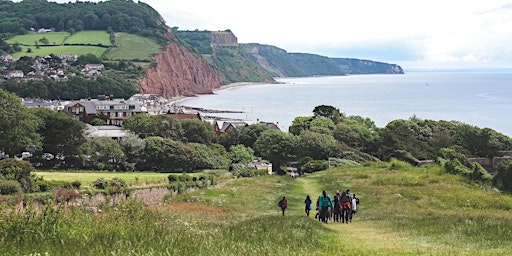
65,97,147,126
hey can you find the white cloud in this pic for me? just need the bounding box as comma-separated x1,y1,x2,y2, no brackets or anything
49,0,512,69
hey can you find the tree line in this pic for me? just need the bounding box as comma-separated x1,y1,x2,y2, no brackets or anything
0,0,168,44
2,89,512,192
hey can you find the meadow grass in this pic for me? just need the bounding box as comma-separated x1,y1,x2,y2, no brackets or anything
34,171,170,186
6,30,159,59
104,32,162,61
3,163,512,255
6,32,70,45
64,30,112,46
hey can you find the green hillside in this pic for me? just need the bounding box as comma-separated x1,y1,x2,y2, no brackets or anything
6,32,69,45
6,30,159,60
104,32,162,61
2,163,512,255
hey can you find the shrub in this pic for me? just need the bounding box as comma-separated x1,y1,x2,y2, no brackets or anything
387,158,413,171
37,180,73,192
301,160,328,173
230,163,255,178
168,174,178,183
0,180,22,195
71,180,81,189
0,158,38,192
54,187,80,203
93,177,109,189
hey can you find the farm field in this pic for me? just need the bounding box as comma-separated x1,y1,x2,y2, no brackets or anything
104,32,162,61
5,30,159,60
6,32,69,45
4,162,512,255
63,30,112,46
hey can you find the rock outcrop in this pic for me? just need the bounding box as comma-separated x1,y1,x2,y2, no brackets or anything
211,31,238,46
138,42,224,99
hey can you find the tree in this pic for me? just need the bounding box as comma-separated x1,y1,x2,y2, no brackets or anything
188,143,229,170
297,130,342,160
253,130,299,174
181,119,215,144
123,114,158,137
379,119,431,161
0,89,42,157
29,108,86,168
309,117,336,135
288,116,313,135
85,137,126,171
229,144,255,164
119,132,146,171
142,137,195,172
0,158,38,192
239,124,270,148
313,105,344,124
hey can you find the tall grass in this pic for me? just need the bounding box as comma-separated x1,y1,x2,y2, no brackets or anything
2,163,512,255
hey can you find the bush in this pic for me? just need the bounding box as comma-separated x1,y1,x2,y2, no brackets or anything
0,180,22,195
93,177,109,189
71,181,81,189
301,160,328,173
37,180,73,192
230,163,255,178
54,187,80,203
0,158,38,193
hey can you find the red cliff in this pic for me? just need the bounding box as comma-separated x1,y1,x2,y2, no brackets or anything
138,43,224,99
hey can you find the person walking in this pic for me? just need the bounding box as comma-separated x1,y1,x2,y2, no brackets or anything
304,195,312,216
350,193,358,222
318,190,332,223
278,196,288,216
340,191,351,223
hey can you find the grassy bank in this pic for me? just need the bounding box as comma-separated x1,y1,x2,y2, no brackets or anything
2,162,512,255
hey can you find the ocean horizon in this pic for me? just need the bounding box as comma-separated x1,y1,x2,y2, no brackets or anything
177,71,512,137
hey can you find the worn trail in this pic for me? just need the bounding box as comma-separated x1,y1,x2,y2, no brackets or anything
296,177,417,253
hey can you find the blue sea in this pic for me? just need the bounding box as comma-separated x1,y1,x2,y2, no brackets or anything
177,72,512,137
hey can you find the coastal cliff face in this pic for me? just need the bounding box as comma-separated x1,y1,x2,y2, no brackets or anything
138,42,224,99
211,31,238,46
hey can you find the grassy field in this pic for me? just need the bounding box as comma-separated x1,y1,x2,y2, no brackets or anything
104,32,162,61
6,30,161,60
3,162,512,255
6,32,69,45
34,171,170,186
64,30,112,46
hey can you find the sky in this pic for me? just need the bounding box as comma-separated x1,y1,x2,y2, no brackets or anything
51,0,512,70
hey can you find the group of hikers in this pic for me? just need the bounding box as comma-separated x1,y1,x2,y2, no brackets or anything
278,189,360,223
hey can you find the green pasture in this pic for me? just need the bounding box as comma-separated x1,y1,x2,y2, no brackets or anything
104,32,162,61
3,162,512,255
11,45,107,58
7,31,160,60
34,171,169,186
64,30,112,46
6,32,69,45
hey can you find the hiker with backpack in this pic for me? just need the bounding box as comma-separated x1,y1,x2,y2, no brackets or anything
340,191,351,223
278,196,288,216
304,195,312,217
318,190,332,223
332,193,341,222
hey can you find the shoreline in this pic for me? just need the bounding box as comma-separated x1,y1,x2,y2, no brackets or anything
168,81,272,105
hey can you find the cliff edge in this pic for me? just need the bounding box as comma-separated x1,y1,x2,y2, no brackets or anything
138,42,224,99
